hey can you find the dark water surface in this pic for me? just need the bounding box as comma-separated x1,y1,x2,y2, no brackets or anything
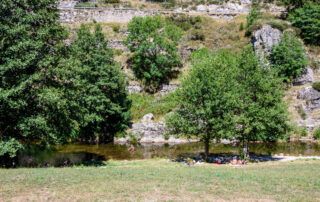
12,142,320,167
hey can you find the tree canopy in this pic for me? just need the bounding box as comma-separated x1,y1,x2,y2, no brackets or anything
0,0,68,155
288,3,320,45
166,49,239,160
126,16,182,93
0,0,131,159
62,25,131,143
167,47,289,160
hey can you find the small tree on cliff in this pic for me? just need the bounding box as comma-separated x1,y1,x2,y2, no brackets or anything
126,16,182,93
270,32,308,82
166,49,239,161
236,46,289,159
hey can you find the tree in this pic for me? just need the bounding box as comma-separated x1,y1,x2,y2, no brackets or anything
288,3,320,45
60,24,131,143
126,16,182,93
236,46,289,159
166,49,239,161
270,32,308,82
167,47,290,161
0,0,69,156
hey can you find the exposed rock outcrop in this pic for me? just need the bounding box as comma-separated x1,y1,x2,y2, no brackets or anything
298,87,320,111
252,25,282,64
293,68,314,86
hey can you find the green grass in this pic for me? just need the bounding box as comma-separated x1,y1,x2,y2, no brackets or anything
129,93,178,122
0,159,320,201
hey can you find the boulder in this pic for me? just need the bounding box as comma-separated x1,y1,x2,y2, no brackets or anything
293,68,314,86
196,5,207,12
252,25,282,63
141,113,154,123
297,87,320,101
128,84,142,94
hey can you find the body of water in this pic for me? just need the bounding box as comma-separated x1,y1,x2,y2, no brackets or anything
7,141,320,167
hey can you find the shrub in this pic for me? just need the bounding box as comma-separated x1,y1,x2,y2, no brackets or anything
312,82,320,91
167,14,202,31
190,30,205,41
288,3,320,45
111,24,120,33
246,5,261,29
0,139,23,158
270,32,308,82
297,105,307,120
313,128,320,140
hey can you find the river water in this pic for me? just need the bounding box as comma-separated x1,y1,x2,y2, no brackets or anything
11,141,320,167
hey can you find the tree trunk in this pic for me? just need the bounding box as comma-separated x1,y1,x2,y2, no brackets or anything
204,138,210,162
242,140,249,160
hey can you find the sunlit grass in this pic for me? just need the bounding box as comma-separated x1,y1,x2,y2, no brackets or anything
0,159,319,201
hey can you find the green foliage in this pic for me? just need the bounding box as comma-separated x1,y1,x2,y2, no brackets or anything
312,82,320,91
0,0,131,158
167,14,202,31
288,3,320,45
236,46,289,149
270,32,308,82
313,128,320,140
0,0,69,146
279,0,319,10
190,30,205,41
297,105,307,120
166,49,239,159
246,5,261,29
167,47,289,159
59,24,131,142
126,16,182,93
0,139,23,158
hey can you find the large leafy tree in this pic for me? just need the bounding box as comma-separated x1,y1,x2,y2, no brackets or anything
288,3,320,45
236,47,289,159
0,0,69,155
270,32,308,82
167,48,289,160
126,16,182,93
166,50,239,160
60,25,131,143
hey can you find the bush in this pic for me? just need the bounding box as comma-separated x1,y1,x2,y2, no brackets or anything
288,3,320,45
126,16,182,93
0,139,23,158
111,24,120,33
313,128,320,140
246,5,261,29
270,32,308,82
312,82,320,91
190,30,205,41
167,14,202,31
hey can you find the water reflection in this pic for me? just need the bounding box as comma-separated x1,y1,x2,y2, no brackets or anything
9,142,320,167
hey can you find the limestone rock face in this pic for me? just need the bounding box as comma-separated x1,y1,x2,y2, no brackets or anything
128,85,142,94
252,25,282,62
131,113,166,143
298,87,320,101
293,68,314,86
298,87,320,111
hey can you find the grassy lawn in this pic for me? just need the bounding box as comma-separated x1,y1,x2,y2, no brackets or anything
0,159,320,201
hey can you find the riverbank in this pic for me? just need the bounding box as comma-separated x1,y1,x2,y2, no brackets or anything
1,159,320,201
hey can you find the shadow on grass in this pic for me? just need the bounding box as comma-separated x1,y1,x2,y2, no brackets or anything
1,152,107,168
173,152,285,165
